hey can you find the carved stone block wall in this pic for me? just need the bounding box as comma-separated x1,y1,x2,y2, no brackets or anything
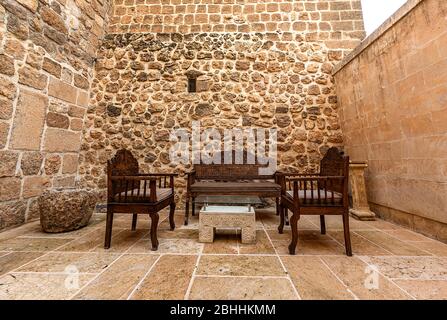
0,0,112,230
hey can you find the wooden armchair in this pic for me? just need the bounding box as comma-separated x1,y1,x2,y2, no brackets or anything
277,147,352,256
105,149,177,251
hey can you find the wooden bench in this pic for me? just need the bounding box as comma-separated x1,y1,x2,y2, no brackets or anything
105,149,177,251
277,147,352,255
185,154,281,225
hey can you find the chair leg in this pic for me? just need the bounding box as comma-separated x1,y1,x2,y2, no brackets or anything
192,197,196,216
131,213,138,231
278,203,284,234
320,215,326,235
342,211,352,256
169,202,176,231
150,212,159,251
285,207,290,226
288,212,299,255
184,197,190,226
104,208,114,249
275,197,280,216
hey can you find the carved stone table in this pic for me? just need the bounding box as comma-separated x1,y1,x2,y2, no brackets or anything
199,205,256,244
349,161,376,221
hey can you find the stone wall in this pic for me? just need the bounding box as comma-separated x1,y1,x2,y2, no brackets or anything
334,0,447,241
108,0,365,56
0,0,111,230
79,0,366,205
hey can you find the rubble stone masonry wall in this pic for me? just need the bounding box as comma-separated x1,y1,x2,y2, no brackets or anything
0,0,111,230
78,0,366,206
334,0,447,241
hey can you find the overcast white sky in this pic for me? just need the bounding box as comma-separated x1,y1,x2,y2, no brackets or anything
361,0,408,35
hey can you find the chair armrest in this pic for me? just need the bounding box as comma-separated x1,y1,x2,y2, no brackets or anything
278,172,320,177
136,173,179,177
286,176,344,181
110,175,158,202
110,175,158,181
137,173,178,190
276,172,321,193
284,176,346,205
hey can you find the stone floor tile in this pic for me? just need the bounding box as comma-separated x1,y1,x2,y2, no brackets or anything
0,237,71,252
0,273,94,300
0,208,446,300
112,219,150,230
321,256,412,300
112,210,168,222
130,255,197,300
74,254,159,300
328,231,392,256
262,217,319,231
56,228,124,252
197,255,285,276
355,231,431,256
112,215,154,230
156,228,199,240
267,229,332,241
160,214,198,230
306,215,372,230
0,252,43,276
392,280,447,299
202,234,239,254
238,230,275,254
259,210,317,230
295,216,320,230
0,222,43,242
407,241,447,256
128,238,203,254
281,256,354,300
93,229,148,253
260,214,285,230
383,229,433,242
89,213,107,224
362,256,447,280
18,224,100,239
16,252,120,273
189,277,297,300
273,239,346,256
363,219,403,230
265,229,291,242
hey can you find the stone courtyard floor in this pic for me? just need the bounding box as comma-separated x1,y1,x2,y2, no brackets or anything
0,209,447,300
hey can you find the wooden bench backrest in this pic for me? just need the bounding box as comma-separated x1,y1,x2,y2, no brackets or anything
193,151,273,180
194,164,264,180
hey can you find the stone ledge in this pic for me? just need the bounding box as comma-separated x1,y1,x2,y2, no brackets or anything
333,0,424,75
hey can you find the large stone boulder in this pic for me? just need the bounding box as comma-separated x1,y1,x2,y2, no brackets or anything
39,189,98,233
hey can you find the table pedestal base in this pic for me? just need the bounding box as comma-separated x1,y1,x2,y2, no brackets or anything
199,206,256,244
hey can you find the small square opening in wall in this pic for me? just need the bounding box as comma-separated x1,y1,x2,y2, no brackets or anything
188,78,196,93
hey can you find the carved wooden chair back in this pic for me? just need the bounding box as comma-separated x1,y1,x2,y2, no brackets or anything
107,149,140,198
319,147,348,194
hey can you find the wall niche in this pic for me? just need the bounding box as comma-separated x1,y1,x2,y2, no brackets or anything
185,70,209,93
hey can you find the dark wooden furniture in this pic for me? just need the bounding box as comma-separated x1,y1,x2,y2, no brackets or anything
184,153,281,225
105,149,177,251
277,147,352,256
